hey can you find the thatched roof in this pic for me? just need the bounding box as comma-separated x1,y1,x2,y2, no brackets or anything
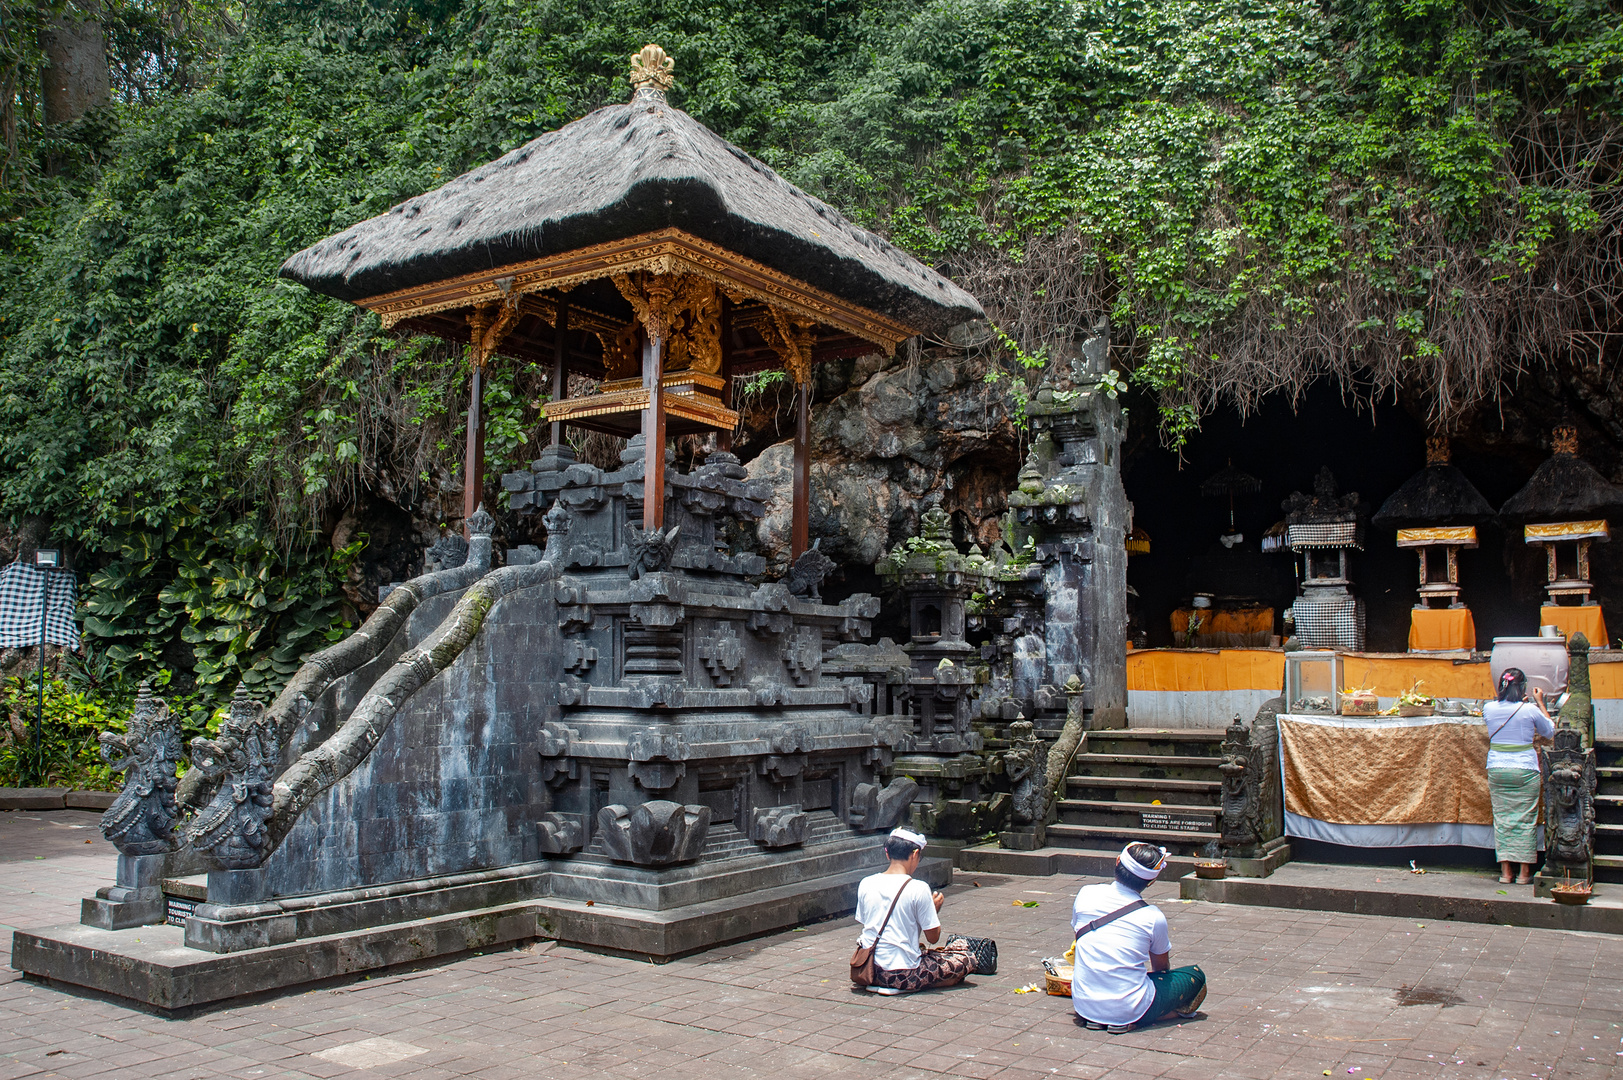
279,89,984,336
1499,451,1623,523
1372,464,1496,530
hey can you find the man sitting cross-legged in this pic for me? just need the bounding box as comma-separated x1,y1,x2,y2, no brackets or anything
852,827,974,995
1070,842,1207,1033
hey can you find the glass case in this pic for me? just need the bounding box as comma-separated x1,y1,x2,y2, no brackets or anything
1285,650,1341,714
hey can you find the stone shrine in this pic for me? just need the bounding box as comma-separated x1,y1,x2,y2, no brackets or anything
11,44,982,1010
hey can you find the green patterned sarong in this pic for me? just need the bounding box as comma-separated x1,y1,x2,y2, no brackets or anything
1141,965,1206,1024
1487,768,1542,864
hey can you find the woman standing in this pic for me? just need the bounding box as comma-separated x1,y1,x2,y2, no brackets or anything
1483,667,1556,884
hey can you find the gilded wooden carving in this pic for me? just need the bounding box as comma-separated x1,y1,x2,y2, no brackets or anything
359,227,913,352
769,305,816,386
466,301,520,368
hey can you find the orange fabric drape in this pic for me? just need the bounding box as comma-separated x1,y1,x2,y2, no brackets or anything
1339,656,1495,700
1169,608,1274,637
1407,607,1476,652
1540,605,1609,648
1126,649,1285,693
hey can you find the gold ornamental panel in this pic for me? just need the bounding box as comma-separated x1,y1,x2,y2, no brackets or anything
1395,526,1478,548
1524,520,1610,543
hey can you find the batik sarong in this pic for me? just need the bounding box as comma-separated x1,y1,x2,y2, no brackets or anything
872,943,974,992
1487,767,1542,864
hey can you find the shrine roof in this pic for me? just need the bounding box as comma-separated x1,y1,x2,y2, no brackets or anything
278,84,983,338
1372,464,1496,530
1499,449,1623,523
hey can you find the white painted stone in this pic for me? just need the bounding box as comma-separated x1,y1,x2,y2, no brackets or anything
313,1038,426,1069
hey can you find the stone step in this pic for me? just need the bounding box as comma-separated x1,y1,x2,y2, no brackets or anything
1066,774,1220,792
1594,854,1623,883
1067,753,1225,781
1048,822,1219,847
1056,799,1220,830
1085,730,1230,758
1593,823,1623,856
1091,729,1229,741
1064,776,1222,806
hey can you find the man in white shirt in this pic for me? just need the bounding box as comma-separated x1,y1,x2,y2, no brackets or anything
852,827,972,994
1070,842,1207,1032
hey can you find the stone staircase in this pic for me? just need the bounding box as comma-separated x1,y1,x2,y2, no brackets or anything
1595,740,1623,883
1051,729,1228,857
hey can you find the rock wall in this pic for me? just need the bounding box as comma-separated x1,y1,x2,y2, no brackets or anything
747,347,1021,576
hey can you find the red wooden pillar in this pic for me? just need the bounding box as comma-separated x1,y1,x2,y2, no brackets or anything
791,377,810,557
549,301,569,447
718,298,734,454
641,326,666,531
462,361,486,527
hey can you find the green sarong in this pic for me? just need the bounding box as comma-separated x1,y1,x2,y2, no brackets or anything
1139,966,1206,1025
1487,768,1542,864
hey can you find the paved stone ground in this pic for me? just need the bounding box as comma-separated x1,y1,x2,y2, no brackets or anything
4,809,1623,1080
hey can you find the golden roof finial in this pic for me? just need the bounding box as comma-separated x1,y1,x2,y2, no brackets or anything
1552,423,1579,456
629,44,675,94
1425,434,1450,466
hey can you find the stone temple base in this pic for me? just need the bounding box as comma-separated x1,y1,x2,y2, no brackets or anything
11,857,951,1012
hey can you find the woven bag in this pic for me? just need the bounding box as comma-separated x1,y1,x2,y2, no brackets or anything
946,935,998,975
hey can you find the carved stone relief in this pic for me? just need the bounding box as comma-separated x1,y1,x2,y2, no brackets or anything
750,804,809,847
597,801,711,865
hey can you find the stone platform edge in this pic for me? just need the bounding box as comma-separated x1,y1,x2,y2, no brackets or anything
10,857,952,1012
0,787,115,810
956,843,1200,881
1180,872,1623,934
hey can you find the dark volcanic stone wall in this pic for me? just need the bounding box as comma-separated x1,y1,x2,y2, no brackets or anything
266,583,561,897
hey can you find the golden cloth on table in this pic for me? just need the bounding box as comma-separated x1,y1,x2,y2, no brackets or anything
1126,648,1285,692
1278,715,1491,826
1540,605,1608,648
1407,607,1476,652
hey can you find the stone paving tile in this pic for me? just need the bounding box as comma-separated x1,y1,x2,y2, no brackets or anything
8,820,1623,1077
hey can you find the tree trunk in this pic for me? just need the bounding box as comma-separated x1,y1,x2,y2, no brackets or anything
40,5,108,127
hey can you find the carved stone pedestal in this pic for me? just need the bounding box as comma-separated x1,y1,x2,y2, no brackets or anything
1223,836,1291,879
998,824,1047,851
184,868,296,953
81,853,168,930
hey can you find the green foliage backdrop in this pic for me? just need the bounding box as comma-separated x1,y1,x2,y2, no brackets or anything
0,0,1618,712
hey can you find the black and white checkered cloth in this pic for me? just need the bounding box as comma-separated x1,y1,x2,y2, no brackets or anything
1286,522,1363,550
0,561,79,649
1291,595,1365,651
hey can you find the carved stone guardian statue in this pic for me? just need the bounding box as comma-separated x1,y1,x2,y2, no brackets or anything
1540,727,1597,887
1004,721,1045,825
99,682,182,856
1537,632,1599,891
185,686,278,871
1218,714,1261,851
82,683,185,929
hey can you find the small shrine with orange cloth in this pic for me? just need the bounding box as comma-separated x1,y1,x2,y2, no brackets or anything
1500,423,1623,648
1372,435,1496,653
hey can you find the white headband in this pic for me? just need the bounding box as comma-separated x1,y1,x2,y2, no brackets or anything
889,827,927,849
1120,845,1168,881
